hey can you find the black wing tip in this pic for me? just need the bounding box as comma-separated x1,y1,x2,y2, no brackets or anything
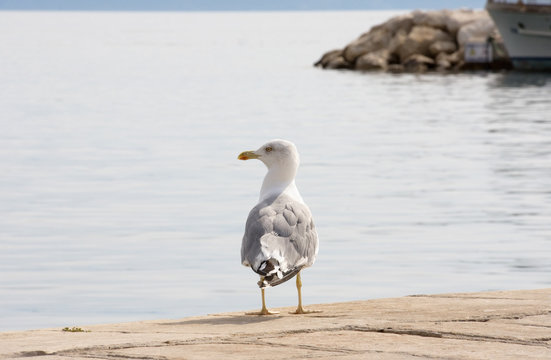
256,266,302,288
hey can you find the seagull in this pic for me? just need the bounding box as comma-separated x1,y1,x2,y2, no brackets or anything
238,139,319,315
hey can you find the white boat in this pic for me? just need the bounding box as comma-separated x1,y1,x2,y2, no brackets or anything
486,0,551,70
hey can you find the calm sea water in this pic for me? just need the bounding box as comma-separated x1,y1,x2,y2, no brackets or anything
0,11,550,332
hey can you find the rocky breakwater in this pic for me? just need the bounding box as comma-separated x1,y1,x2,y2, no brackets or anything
315,9,506,72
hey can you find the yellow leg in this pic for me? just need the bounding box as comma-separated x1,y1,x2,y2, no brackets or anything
246,279,279,315
292,271,321,314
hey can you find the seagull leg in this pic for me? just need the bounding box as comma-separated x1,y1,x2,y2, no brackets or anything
246,278,279,315
292,271,321,314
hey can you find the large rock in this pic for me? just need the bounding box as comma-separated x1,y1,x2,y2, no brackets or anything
398,25,453,62
448,49,464,65
435,50,464,70
388,28,408,55
314,49,342,68
413,9,489,35
412,10,449,30
429,40,457,56
387,64,405,73
355,49,390,71
381,13,414,35
445,9,488,35
435,58,452,71
403,54,435,72
313,49,352,69
435,52,453,70
326,56,351,69
343,26,392,62
457,16,497,46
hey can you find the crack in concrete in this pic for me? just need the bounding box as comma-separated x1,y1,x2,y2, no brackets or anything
346,325,551,349
435,310,551,324
76,354,166,360
83,337,464,360
11,350,48,358
10,313,551,359
408,295,543,301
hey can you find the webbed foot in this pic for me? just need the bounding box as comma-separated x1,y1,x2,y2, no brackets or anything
291,306,321,315
246,308,279,315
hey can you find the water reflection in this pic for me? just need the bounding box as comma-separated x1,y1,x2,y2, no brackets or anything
489,71,551,88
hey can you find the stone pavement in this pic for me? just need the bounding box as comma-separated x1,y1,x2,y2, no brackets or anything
1,288,550,359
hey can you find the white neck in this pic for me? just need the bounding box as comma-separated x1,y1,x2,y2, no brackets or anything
259,165,303,203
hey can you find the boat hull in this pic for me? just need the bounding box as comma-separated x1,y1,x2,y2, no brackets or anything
486,1,551,70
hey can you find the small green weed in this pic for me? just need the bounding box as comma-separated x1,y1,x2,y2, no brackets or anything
62,327,90,332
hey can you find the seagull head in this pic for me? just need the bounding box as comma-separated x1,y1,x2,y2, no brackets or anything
238,139,300,171
238,139,303,201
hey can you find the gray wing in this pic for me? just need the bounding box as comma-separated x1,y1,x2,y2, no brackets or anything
241,193,318,287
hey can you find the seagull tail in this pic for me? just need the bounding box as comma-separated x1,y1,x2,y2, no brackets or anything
255,259,302,288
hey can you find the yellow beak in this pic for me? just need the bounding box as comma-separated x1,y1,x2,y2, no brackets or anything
238,150,260,160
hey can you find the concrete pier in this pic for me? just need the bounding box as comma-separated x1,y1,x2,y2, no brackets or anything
1,288,550,359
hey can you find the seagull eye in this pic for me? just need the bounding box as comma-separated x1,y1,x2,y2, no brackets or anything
265,146,273,152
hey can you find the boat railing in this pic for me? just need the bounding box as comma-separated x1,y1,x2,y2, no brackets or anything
486,0,551,13
487,0,551,5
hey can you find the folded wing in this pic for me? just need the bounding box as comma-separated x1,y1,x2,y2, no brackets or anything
241,194,318,288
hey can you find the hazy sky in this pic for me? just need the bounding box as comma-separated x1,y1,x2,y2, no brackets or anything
0,0,484,11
